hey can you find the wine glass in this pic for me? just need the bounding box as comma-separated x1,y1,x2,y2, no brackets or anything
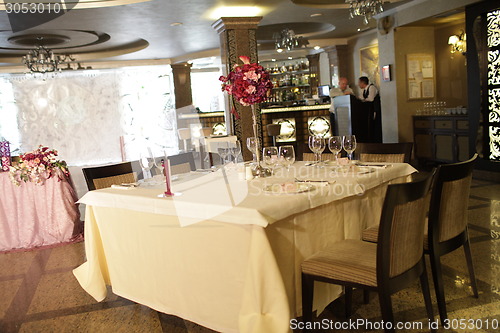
309,136,325,164
230,140,242,163
342,135,357,161
217,142,230,164
246,137,258,164
308,136,319,163
262,146,279,175
139,151,154,179
328,136,343,164
278,145,295,171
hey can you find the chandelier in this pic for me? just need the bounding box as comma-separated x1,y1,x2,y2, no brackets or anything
274,29,309,53
22,44,74,74
346,0,384,25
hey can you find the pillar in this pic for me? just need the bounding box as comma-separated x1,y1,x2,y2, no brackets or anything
171,62,193,109
212,16,262,161
325,45,349,84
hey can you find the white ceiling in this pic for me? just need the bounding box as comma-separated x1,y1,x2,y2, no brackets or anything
0,0,414,64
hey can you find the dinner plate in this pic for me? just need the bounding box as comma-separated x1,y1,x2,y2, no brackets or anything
263,182,315,194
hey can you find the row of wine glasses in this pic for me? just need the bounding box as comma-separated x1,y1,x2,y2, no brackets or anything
262,145,295,173
217,141,242,164
139,149,165,179
308,135,357,163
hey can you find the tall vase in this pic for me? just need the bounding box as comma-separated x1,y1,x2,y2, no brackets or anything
251,105,271,178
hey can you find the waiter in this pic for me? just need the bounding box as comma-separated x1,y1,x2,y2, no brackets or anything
357,76,382,142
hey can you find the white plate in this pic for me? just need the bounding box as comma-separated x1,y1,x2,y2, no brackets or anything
263,182,315,194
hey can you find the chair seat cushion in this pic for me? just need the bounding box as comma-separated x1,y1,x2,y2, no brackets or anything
362,225,430,250
301,239,377,287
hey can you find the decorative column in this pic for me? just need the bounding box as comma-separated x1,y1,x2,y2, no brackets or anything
212,16,262,161
325,45,349,83
171,62,193,109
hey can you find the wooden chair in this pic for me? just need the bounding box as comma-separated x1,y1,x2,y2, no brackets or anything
297,143,334,162
362,154,479,322
153,152,196,176
355,142,413,163
301,174,435,332
82,162,136,191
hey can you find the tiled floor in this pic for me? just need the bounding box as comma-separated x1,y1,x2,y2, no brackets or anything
0,178,499,332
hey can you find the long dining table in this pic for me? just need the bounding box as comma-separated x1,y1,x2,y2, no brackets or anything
73,161,416,333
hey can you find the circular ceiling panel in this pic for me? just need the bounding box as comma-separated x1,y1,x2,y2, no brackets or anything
290,0,405,9
257,22,335,41
0,30,105,51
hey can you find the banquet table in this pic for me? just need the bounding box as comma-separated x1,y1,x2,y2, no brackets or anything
74,162,416,333
0,171,81,252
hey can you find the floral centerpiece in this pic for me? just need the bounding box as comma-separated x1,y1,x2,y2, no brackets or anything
219,55,273,176
9,145,70,186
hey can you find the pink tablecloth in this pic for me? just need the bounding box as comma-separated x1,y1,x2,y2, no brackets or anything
0,171,81,252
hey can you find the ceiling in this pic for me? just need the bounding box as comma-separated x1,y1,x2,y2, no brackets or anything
0,0,414,66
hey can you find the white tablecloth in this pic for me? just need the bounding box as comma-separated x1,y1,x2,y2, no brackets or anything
74,162,416,333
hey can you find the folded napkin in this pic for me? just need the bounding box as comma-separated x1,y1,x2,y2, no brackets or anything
295,178,336,186
111,183,138,190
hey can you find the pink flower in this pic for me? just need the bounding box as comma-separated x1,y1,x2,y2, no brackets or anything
245,85,256,94
239,56,251,64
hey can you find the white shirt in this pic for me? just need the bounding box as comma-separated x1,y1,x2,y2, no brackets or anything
359,84,378,102
329,87,354,111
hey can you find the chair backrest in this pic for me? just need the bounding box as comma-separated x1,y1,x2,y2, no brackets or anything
302,152,334,162
356,143,413,164
377,172,434,280
428,154,477,245
153,152,196,176
82,162,136,191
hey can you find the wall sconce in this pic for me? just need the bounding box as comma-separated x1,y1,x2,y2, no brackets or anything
448,31,466,55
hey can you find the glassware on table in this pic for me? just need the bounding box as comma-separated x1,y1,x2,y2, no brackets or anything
230,140,242,163
309,136,325,164
246,137,258,164
139,151,154,179
328,136,343,163
262,146,279,175
342,135,357,161
278,145,295,171
217,142,230,164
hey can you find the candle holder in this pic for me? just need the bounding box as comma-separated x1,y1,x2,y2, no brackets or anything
0,141,11,172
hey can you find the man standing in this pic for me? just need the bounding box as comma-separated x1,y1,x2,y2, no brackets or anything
329,77,354,135
358,76,378,102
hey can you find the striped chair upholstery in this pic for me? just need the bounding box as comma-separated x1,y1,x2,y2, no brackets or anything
93,173,136,190
171,162,192,175
301,240,377,286
302,153,334,162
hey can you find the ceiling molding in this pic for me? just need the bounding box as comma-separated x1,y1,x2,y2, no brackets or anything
0,0,151,11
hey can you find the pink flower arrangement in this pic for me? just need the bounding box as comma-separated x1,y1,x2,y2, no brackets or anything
219,56,273,107
9,145,70,186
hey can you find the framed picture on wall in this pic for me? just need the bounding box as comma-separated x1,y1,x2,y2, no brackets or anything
406,53,435,100
381,65,391,82
359,44,380,88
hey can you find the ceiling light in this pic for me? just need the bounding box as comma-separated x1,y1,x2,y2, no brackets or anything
448,30,466,55
346,0,384,25
274,29,309,52
170,22,183,26
287,57,293,60
310,13,322,17
314,46,321,50
22,38,75,74
209,6,262,19
271,59,276,61
357,28,361,31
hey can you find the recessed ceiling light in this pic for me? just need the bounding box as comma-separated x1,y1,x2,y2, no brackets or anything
277,48,283,53
310,13,322,17
287,56,293,60
170,22,183,26
271,59,276,62
314,46,321,50
357,28,361,32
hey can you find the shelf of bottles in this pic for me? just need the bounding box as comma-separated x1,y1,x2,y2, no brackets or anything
261,57,313,106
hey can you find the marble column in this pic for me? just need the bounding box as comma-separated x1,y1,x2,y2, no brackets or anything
212,16,262,161
171,62,193,109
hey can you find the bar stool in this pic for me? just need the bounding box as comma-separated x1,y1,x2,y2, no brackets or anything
266,123,281,146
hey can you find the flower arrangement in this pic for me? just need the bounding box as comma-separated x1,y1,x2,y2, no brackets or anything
219,55,273,107
9,145,70,186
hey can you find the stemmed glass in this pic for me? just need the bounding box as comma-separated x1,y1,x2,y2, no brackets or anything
230,140,242,163
278,145,295,172
328,136,343,164
342,135,357,161
309,136,326,164
217,142,230,164
246,137,258,164
262,146,279,175
139,151,154,179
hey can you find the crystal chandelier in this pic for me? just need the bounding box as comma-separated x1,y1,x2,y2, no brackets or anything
274,29,309,53
346,0,384,25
